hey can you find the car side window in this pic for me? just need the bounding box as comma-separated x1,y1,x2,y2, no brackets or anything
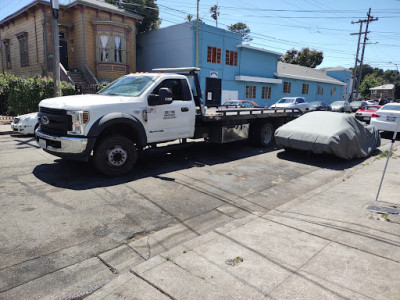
297,99,305,103
151,79,192,101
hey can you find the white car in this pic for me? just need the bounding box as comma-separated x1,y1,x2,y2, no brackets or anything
370,103,400,133
270,97,309,112
11,112,39,136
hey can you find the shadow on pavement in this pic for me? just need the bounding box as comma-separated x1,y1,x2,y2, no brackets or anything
33,141,274,190
33,140,374,191
275,146,375,170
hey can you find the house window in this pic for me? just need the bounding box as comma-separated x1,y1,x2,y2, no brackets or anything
207,46,221,64
302,84,309,95
331,86,336,96
2,39,11,69
283,81,291,93
225,50,238,66
246,85,256,99
97,33,127,64
262,86,271,99
318,85,324,95
16,32,29,67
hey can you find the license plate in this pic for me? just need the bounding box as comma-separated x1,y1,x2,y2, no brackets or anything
363,117,370,121
38,138,47,149
387,116,396,121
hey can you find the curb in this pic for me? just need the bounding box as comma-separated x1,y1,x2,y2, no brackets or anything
0,131,13,136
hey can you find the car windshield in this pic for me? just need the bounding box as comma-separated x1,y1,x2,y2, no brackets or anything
222,101,239,106
351,101,361,105
99,75,156,97
277,98,295,104
381,104,400,111
310,101,321,106
332,101,344,105
364,106,380,111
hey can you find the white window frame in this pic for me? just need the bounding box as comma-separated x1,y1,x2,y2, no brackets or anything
262,86,271,99
246,85,256,99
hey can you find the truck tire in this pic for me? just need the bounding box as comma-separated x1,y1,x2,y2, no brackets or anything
93,135,138,177
254,122,275,147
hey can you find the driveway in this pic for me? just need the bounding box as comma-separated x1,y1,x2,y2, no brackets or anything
0,132,385,298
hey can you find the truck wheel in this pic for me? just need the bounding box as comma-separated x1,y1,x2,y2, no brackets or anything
251,123,274,147
93,135,137,177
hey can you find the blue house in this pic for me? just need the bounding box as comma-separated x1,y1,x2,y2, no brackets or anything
137,22,350,107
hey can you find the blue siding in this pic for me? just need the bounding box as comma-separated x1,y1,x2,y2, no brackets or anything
137,22,350,107
137,23,194,71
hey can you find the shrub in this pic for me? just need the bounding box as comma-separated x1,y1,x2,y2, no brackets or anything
0,74,77,116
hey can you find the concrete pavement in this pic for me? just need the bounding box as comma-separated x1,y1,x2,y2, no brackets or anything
84,139,400,299
1,121,399,299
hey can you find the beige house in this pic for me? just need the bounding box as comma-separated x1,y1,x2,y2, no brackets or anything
0,0,142,86
369,84,395,101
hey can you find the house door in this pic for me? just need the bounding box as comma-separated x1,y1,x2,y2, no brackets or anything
59,39,69,70
205,78,222,106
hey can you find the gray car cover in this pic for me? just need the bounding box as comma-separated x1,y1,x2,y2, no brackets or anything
274,111,381,160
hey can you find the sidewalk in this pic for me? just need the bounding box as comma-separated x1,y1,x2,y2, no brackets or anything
87,142,400,299
0,116,13,135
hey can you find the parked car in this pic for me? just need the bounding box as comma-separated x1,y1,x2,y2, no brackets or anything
367,100,379,105
308,101,331,111
270,97,309,112
355,105,382,124
350,100,368,112
10,112,39,136
330,101,352,113
370,103,400,132
220,100,261,108
275,111,380,160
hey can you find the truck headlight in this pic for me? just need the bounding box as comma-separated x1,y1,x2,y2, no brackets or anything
67,111,89,135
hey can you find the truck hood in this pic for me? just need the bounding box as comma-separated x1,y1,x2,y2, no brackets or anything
39,94,140,110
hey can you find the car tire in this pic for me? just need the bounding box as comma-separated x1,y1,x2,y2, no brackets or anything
93,135,138,177
34,124,39,138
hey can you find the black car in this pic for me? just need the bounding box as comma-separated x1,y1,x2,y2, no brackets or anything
350,101,368,112
309,101,331,111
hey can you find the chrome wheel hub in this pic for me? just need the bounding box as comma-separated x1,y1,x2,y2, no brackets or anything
106,145,127,167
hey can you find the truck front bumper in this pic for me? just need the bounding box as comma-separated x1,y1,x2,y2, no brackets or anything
36,130,90,159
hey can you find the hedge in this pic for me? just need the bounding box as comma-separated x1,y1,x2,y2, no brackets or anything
0,73,76,116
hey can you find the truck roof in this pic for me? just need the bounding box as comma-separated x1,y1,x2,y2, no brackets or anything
127,72,188,80
152,67,200,74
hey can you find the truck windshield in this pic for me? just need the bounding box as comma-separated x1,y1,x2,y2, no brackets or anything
99,75,156,97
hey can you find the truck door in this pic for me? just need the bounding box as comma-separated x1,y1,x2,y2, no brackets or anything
146,79,195,143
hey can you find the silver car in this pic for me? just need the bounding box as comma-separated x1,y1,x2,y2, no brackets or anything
270,97,309,112
331,101,352,113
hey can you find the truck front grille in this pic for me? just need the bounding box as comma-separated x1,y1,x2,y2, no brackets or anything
38,107,71,136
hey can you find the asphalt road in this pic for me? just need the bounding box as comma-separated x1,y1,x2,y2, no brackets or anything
0,131,392,298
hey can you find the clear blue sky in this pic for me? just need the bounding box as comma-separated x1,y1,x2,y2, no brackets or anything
1,0,399,71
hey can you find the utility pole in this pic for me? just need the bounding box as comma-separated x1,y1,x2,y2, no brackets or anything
51,0,61,97
350,8,378,101
196,0,199,68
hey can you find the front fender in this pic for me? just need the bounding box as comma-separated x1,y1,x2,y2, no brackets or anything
88,112,147,147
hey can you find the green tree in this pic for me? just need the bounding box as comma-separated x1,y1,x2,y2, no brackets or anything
228,22,252,42
281,48,323,68
210,5,220,27
186,14,193,22
359,74,385,99
106,0,161,33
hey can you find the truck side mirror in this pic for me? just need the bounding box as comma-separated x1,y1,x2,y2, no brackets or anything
159,87,173,104
148,88,174,106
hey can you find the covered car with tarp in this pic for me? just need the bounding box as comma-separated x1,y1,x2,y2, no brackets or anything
274,111,381,160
